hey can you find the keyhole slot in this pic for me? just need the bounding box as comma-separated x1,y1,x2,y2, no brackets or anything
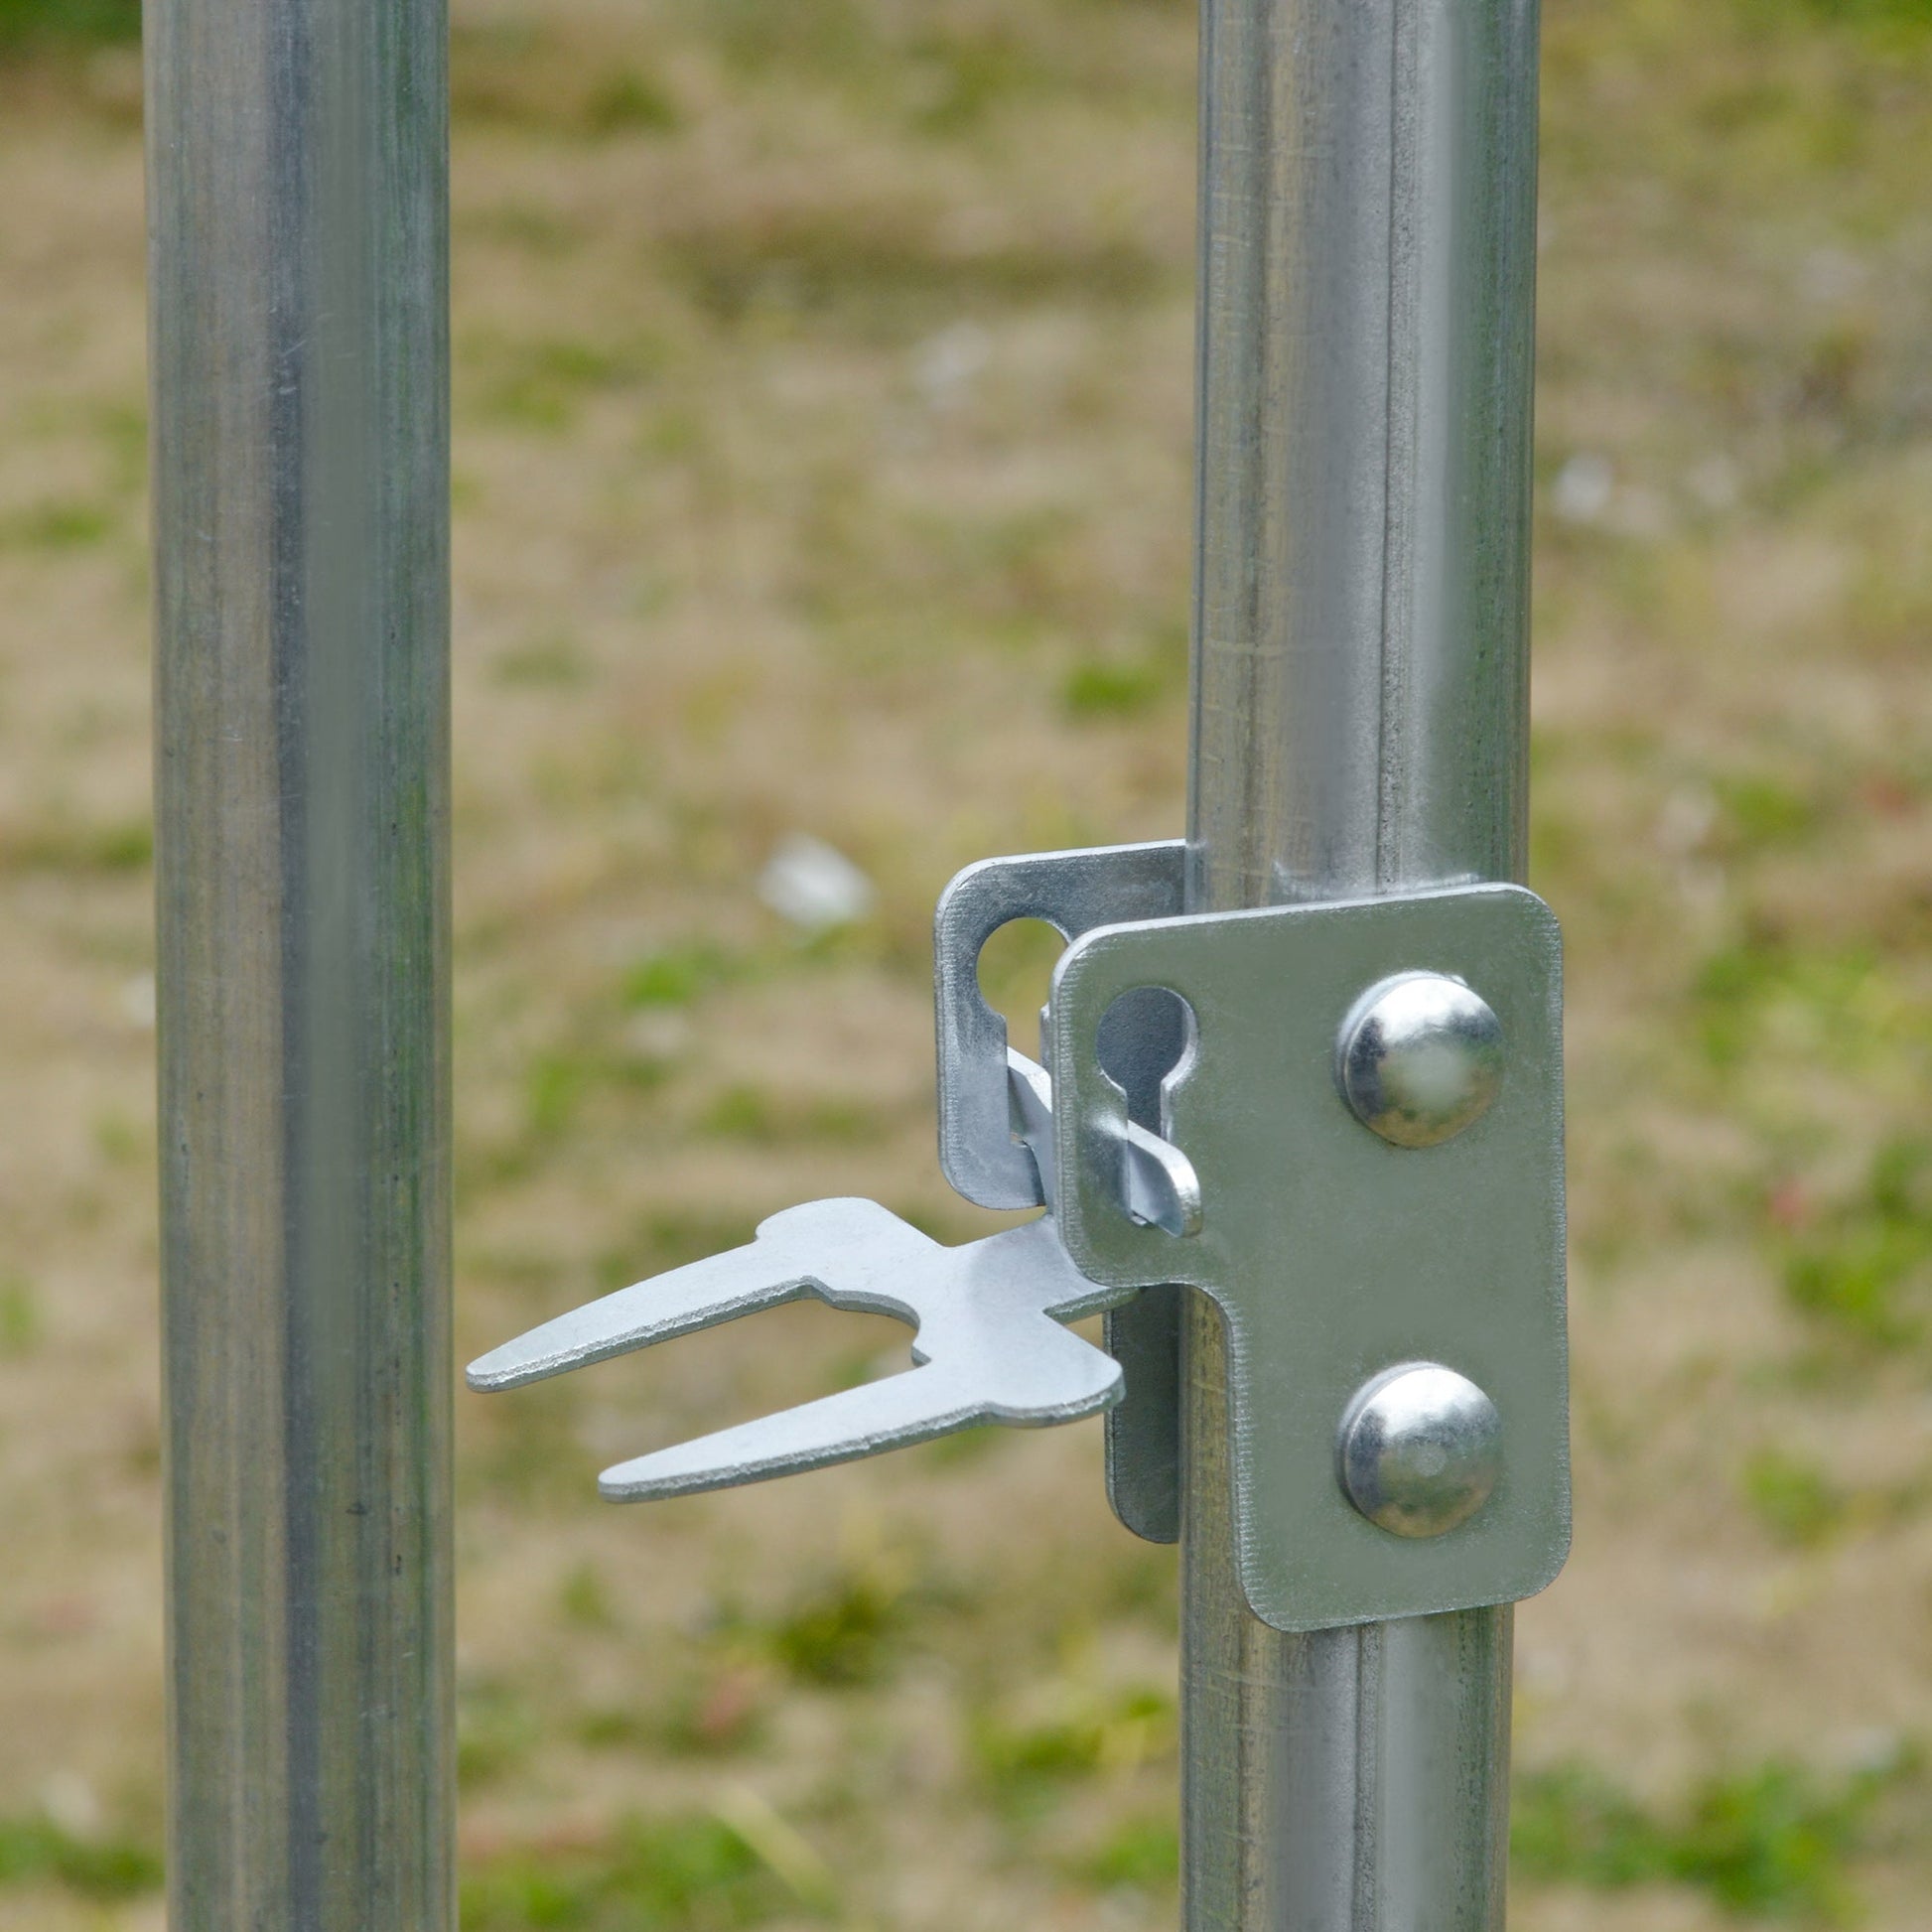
974,916,1067,1059
1097,985,1195,1136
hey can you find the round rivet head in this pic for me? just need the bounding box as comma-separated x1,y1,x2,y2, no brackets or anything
1338,1363,1502,1539
1336,972,1504,1148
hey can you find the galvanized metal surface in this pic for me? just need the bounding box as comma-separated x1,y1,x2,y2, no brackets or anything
1339,1363,1505,1540
1188,0,1540,903
934,839,1186,1209
149,0,454,1917
1180,1579,1516,1930
931,839,1191,1541
1337,972,1508,1149
469,1202,1134,1495
1005,1044,1202,1239
461,0,1546,1904
1180,0,1542,1910
1050,885,1567,1631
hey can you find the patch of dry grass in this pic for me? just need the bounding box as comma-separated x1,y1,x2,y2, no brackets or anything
0,0,1929,1925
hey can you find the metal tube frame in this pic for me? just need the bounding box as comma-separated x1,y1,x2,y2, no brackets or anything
146,0,1536,1913
1182,0,1540,1923
149,0,455,1918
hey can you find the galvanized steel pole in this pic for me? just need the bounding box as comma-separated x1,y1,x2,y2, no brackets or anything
1182,0,1540,1923
149,0,454,1918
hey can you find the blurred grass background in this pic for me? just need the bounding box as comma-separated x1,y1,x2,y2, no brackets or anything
0,0,1930,1926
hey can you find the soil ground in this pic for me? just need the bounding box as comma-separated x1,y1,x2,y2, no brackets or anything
0,0,1929,1925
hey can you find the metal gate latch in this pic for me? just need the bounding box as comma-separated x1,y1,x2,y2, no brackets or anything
471,840,1570,1632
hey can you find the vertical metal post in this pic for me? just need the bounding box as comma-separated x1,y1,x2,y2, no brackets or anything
1182,0,1540,1923
149,0,453,1918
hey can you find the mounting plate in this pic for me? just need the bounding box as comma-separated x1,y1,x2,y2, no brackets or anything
1046,884,1569,1632
932,840,1187,1542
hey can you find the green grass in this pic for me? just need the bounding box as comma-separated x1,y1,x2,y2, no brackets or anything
755,1562,920,1689
4,0,1914,1921
0,499,114,549
695,0,1075,134
0,815,152,876
557,1561,619,1632
521,1045,668,1142
1781,0,1932,30
1688,939,1895,1077
0,1277,40,1358
1710,770,1824,853
0,1814,161,1899
644,1666,771,1757
492,635,594,688
458,1675,544,1791
598,1209,759,1291
468,1379,595,1508
662,207,1168,332
1059,619,1187,721
1060,651,1173,720
1780,1139,1932,1348
698,1083,889,1147
696,1548,955,1692
621,940,746,1011
1741,1449,1847,1548
462,1814,799,1931
1076,1815,1178,1890
1513,1752,1920,1924
466,333,668,433
974,1683,1174,1819
0,0,137,48
582,69,681,135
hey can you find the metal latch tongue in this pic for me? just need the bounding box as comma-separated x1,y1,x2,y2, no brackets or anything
468,1200,1136,1496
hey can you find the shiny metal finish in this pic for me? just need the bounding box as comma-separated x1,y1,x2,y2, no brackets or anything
1047,884,1567,1630
1188,0,1540,905
1183,1441,1515,1930
934,840,1185,1210
149,0,453,1916
1338,973,1506,1148
1340,1364,1504,1538
1181,0,1540,1912
1006,1046,1203,1240
930,840,1191,1541
469,1201,1138,1495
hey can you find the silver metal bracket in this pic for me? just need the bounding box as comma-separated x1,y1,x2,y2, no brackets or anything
933,839,1186,1209
1041,879,1569,1631
468,844,1568,1634
933,840,1192,1542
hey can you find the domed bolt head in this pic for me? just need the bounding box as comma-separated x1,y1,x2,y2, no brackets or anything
1338,1363,1502,1539
1336,972,1504,1148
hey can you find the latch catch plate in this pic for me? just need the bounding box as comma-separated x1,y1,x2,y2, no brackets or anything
1045,882,1569,1632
